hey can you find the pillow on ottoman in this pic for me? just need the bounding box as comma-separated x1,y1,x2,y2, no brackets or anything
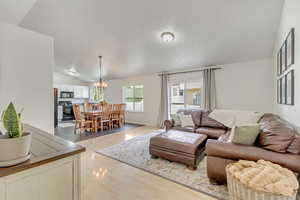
229,124,261,145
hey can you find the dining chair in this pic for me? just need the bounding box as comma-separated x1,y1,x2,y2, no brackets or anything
84,102,93,112
94,103,102,111
100,101,108,106
98,104,112,131
73,104,93,134
111,104,121,128
119,104,126,126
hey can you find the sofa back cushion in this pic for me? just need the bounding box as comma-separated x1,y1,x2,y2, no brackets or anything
176,109,196,115
178,114,194,127
287,135,300,154
259,113,280,124
191,110,202,127
201,110,227,129
258,119,296,153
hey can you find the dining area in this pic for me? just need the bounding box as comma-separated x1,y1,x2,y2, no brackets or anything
72,102,126,133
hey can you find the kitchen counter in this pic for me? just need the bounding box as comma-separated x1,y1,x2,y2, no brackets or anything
0,124,85,177
0,125,85,200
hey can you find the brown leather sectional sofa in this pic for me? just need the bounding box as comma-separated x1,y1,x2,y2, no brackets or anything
165,109,228,139
164,110,300,184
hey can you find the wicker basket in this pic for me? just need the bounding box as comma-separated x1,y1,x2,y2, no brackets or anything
226,168,297,200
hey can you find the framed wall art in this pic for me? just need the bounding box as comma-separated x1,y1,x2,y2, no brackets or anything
286,28,295,69
277,79,281,104
281,42,287,73
281,75,286,104
277,27,295,106
277,50,282,76
286,70,294,105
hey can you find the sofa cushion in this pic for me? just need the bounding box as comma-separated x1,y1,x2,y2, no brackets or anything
287,135,300,154
259,113,280,124
201,110,227,129
178,114,194,127
206,139,300,173
218,131,231,142
229,124,261,145
258,120,296,153
196,127,226,139
170,114,181,126
191,110,202,127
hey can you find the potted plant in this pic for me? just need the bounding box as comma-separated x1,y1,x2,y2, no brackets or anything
0,102,31,166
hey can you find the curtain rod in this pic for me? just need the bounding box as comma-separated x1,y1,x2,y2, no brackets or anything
158,66,223,76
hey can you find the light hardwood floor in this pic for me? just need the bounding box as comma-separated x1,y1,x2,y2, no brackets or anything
78,126,217,200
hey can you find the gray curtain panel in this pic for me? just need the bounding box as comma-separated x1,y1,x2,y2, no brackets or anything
203,68,216,111
158,73,169,128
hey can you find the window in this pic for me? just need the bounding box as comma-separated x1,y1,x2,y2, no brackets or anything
90,87,104,102
123,85,144,112
170,81,202,114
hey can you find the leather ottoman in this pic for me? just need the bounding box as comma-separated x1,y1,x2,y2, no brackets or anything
149,130,207,170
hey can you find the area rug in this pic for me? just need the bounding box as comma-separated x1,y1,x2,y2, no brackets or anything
96,130,229,200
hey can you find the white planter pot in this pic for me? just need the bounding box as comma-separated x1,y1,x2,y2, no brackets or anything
0,132,31,162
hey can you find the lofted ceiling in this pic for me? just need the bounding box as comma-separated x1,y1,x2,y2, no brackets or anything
0,0,37,25
20,0,283,81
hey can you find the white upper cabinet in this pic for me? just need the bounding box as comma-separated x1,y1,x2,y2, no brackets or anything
55,84,90,99
73,86,82,98
82,86,90,98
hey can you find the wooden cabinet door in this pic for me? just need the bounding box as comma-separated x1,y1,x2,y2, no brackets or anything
40,161,73,200
5,159,74,200
6,174,40,200
0,179,4,200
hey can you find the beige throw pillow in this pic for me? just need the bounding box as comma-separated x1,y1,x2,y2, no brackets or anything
230,124,261,145
178,114,194,127
170,114,181,126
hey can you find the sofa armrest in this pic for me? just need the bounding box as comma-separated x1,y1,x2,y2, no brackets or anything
206,139,300,173
164,119,174,131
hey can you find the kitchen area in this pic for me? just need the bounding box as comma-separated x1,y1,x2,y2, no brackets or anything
54,84,90,127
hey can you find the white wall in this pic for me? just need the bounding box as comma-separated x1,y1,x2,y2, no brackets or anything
53,71,89,86
105,58,274,126
273,0,300,127
0,22,54,134
216,58,274,113
105,75,161,126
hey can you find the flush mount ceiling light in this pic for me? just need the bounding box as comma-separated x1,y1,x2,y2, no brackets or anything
65,67,80,77
161,32,175,43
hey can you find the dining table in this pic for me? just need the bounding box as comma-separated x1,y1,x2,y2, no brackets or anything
83,110,103,132
82,110,121,132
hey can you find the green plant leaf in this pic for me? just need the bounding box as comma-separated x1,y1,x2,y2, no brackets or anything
2,102,22,138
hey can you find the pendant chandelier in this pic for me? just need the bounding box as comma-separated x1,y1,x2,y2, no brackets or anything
94,56,108,88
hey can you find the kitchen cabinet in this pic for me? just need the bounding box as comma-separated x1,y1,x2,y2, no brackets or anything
54,84,90,99
3,156,78,200
82,86,90,98
0,179,4,200
58,105,63,121
73,87,82,98
0,124,85,200
74,86,89,99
